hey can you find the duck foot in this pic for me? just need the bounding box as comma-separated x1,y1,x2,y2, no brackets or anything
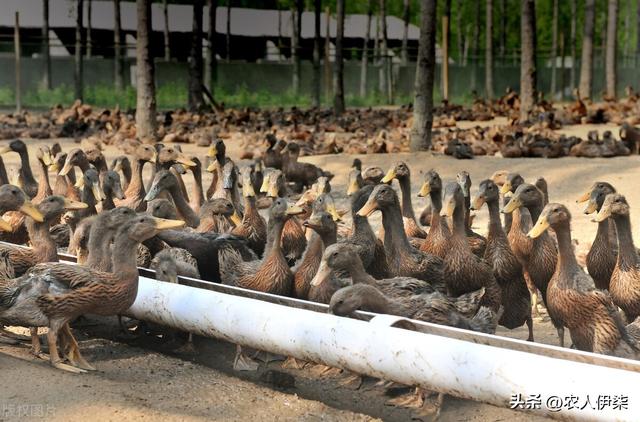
252,350,285,364
338,372,363,390
233,345,260,371
412,393,444,421
281,356,308,370
387,387,427,408
51,360,87,374
308,364,342,378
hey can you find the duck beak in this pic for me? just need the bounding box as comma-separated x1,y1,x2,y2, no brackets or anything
286,205,304,216
74,177,85,189
153,217,186,230
150,151,158,163
500,181,512,195
0,146,12,155
207,145,217,158
49,161,60,172
0,218,12,232
92,183,106,202
440,198,455,217
260,176,270,193
357,198,378,217
326,203,341,222
583,197,599,215
267,183,279,198
19,201,44,222
502,196,522,214
41,151,53,166
303,214,322,230
471,195,485,211
206,162,216,173
295,192,312,207
593,206,612,222
417,182,431,197
380,168,396,184
527,215,550,238
576,188,592,204
310,260,331,287
63,199,89,210
59,161,74,176
173,163,187,175
347,178,360,196
230,210,242,226
177,155,196,168
144,185,161,202
113,161,123,173
242,181,256,198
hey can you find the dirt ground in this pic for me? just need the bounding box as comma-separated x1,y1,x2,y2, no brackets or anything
0,120,634,421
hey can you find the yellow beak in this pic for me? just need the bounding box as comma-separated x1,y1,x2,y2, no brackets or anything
260,175,271,193
502,196,522,214
583,198,599,215
527,215,550,238
310,260,331,287
357,199,378,217
326,203,342,222
593,206,612,222
267,183,279,198
63,199,89,210
286,205,304,215
230,210,242,226
19,202,44,222
0,146,12,155
41,151,53,166
59,161,74,176
49,161,60,172
206,162,217,173
153,217,186,230
177,155,196,168
576,188,592,204
471,195,485,211
243,180,256,198
347,178,360,196
381,168,396,184
207,145,218,158
0,218,12,232
92,183,105,202
417,182,431,197
500,181,512,195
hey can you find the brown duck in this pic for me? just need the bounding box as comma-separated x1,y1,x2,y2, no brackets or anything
381,162,427,239
231,167,268,257
456,171,487,256
418,170,451,259
115,144,157,212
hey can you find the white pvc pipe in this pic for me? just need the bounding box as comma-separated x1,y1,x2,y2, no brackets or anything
128,276,640,421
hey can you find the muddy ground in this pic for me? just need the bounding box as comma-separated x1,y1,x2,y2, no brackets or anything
0,120,633,421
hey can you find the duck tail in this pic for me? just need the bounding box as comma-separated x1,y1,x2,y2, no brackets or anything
467,306,499,334
453,287,485,317
0,281,25,310
606,301,640,352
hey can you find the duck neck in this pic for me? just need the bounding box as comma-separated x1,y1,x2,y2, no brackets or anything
397,177,416,220
81,185,98,215
612,214,639,267
554,221,580,276
451,201,467,239
352,213,374,239
463,194,471,230
111,230,142,280
35,160,52,201
25,217,58,263
102,191,116,210
19,150,37,188
191,167,204,210
358,287,408,316
525,201,543,224
168,184,199,228
86,214,112,270
93,157,108,177
266,217,286,256
318,227,337,247
125,158,146,198
486,198,506,241
429,189,442,228
347,258,377,285
0,156,7,185
380,203,413,251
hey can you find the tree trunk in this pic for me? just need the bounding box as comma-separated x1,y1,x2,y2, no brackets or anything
456,0,464,62
401,0,410,64
292,0,303,95
410,0,437,152
550,0,558,97
442,0,451,99
605,0,618,98
570,0,576,92
324,7,332,99
485,0,493,99
333,0,345,114
579,0,595,99
378,0,389,100
114,0,123,90
226,2,231,61
86,0,92,58
472,1,481,62
74,0,83,101
520,0,536,122
637,0,640,62
135,0,157,141
188,0,204,111
205,0,217,92
312,0,322,106
500,0,506,59
360,0,373,97
42,0,51,90
163,0,170,61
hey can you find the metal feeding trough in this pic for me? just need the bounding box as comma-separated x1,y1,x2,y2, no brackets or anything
10,247,639,421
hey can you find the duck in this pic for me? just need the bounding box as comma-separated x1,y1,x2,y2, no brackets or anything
440,181,501,317
145,170,200,228
101,171,125,211
147,198,178,220
151,248,201,283
357,184,443,283
84,207,137,271
472,179,533,340
231,167,268,257
528,203,639,357
83,146,108,179
381,162,426,239
418,170,451,258
0,215,186,372
75,168,105,220
50,152,78,200
186,156,205,214
595,194,640,322
196,198,240,233
576,182,618,290
206,139,230,200
58,148,91,189
110,155,132,191
504,183,563,345
0,197,87,277
263,134,285,170
456,171,487,256
282,142,333,191
115,144,157,212
33,146,54,203
0,140,38,198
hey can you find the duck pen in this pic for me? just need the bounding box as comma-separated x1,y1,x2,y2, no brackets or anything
9,246,640,421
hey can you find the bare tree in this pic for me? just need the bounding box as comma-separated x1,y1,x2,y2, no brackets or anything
205,0,218,92
312,0,322,106
410,0,437,152
550,0,558,97
42,0,52,90
226,1,231,61
605,0,618,98
360,0,374,97
401,0,410,64
292,0,303,95
499,0,506,58
163,0,170,61
471,1,480,62
485,0,493,99
520,0,536,122
637,0,640,62
334,0,345,114
379,0,389,100
87,0,93,58
114,0,123,90
189,0,204,111
456,0,464,62
570,0,577,91
579,0,596,99
74,0,83,101
324,6,332,99
136,0,157,140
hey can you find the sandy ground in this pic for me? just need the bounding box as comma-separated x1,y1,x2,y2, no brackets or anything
0,121,636,421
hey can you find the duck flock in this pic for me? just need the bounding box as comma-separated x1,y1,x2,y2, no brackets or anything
0,134,639,411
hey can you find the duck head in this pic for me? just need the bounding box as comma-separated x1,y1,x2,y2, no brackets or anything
502,183,543,214
577,182,616,215
594,193,629,222
471,179,500,210
417,169,441,197
528,203,571,238
357,184,398,217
